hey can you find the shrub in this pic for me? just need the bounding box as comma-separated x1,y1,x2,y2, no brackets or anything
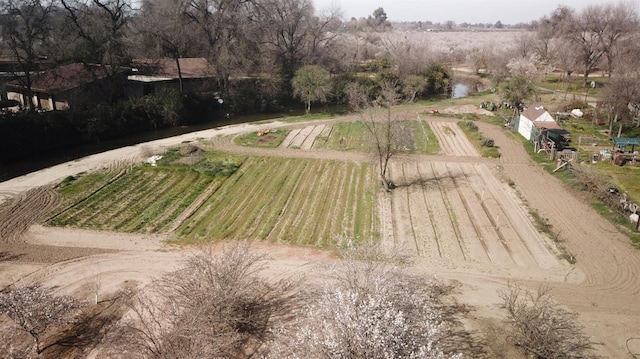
481,138,495,147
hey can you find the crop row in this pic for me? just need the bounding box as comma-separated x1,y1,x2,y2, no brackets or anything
49,166,221,233
314,120,439,154
177,156,377,246
50,154,378,247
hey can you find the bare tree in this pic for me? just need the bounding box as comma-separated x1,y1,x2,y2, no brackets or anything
598,2,638,78
135,0,200,94
184,0,256,89
0,283,83,355
60,0,133,102
349,79,403,192
113,244,301,358
561,5,607,87
601,53,640,133
254,0,316,81
0,0,56,111
500,283,596,359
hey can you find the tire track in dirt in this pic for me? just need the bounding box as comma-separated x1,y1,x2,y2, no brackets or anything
0,186,61,242
477,121,640,355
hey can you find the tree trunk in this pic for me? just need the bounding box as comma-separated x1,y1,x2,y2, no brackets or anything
175,57,184,95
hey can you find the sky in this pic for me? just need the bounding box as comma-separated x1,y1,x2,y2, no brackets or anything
312,0,639,24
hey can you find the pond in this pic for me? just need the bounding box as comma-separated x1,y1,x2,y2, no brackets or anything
452,83,470,98
451,81,486,98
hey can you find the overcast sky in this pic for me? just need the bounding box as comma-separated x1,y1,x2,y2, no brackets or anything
313,0,639,24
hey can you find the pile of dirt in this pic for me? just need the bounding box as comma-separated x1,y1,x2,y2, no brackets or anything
179,144,204,156
441,104,494,116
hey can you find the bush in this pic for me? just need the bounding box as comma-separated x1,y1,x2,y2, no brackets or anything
481,138,495,147
465,121,478,131
500,283,596,359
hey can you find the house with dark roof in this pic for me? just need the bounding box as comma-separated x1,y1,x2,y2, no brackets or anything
5,63,130,111
127,58,214,97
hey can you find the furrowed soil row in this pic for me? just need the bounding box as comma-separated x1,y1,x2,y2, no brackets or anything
112,171,181,231
0,186,60,242
53,172,133,227
424,162,468,260
430,122,479,157
301,125,326,149
75,169,167,229
341,164,358,238
289,126,314,148
177,159,254,238
449,163,514,266
66,175,137,228
206,157,285,239
262,161,310,242
401,162,440,258
387,165,415,254
281,128,301,148
430,122,460,156
355,164,377,241
439,162,493,264
462,164,538,268
163,175,221,233
297,161,338,245
472,164,562,269
50,169,126,221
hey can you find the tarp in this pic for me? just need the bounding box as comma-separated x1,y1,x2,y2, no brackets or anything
613,137,640,148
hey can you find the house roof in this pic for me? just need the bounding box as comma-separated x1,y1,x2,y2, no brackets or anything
521,104,562,129
130,58,211,80
5,63,128,93
521,105,550,122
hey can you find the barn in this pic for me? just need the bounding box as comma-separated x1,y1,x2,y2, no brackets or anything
515,104,570,151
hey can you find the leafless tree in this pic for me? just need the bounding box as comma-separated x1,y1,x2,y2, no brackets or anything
113,243,301,358
0,283,84,355
500,283,596,359
348,79,403,192
184,0,256,89
560,5,607,87
0,0,56,111
253,0,316,80
60,0,133,102
601,50,640,133
598,2,639,78
134,0,200,94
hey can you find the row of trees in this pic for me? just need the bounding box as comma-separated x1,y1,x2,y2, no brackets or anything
0,243,597,358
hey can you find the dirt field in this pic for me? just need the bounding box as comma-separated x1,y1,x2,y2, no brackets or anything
1,106,639,358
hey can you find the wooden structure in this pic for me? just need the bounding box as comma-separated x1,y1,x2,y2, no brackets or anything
515,104,570,153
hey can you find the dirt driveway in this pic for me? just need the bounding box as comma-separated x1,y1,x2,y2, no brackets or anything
0,107,638,358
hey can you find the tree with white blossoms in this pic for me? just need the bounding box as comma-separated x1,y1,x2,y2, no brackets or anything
0,283,84,356
263,239,464,359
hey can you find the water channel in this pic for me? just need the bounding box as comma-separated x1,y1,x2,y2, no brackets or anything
0,108,317,182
